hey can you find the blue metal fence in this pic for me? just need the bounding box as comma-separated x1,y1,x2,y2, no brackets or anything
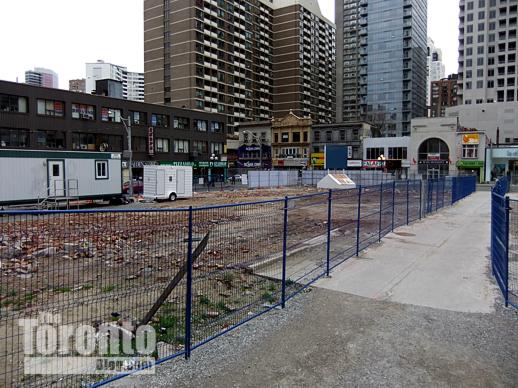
491,176,518,309
0,177,477,387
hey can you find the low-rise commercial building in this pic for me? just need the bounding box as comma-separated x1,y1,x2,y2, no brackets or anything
0,80,228,182
312,121,376,169
271,111,311,169
409,117,486,181
236,121,272,169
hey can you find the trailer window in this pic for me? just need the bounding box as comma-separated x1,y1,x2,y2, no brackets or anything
95,160,109,179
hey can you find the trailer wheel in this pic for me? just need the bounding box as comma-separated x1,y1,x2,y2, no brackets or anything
169,193,177,201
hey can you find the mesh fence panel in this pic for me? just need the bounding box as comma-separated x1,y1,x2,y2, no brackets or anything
0,178,476,386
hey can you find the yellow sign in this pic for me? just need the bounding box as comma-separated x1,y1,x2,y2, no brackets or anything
462,134,480,145
311,153,324,167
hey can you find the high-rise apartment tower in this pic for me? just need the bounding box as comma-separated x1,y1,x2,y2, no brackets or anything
336,0,427,136
144,0,336,132
458,0,518,105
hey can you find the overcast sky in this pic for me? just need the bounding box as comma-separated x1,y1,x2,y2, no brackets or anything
0,0,459,89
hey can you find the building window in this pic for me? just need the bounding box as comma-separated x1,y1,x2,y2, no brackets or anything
72,103,95,120
130,111,146,125
151,113,169,127
95,160,109,180
0,128,29,148
173,116,189,129
155,138,169,153
211,142,223,155
303,131,308,142
210,121,224,132
292,132,301,142
0,94,27,113
174,139,189,153
462,145,478,159
36,130,66,149
101,107,122,123
387,147,408,160
314,131,320,141
192,140,208,154
326,131,332,141
366,147,384,159
339,130,346,141
281,132,289,142
194,119,208,131
274,133,279,143
37,99,64,117
71,133,122,151
132,137,147,152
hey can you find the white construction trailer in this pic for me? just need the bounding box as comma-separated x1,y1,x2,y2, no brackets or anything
143,165,193,201
0,149,123,206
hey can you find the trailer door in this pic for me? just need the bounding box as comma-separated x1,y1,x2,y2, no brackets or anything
47,160,65,197
176,169,185,195
156,169,165,196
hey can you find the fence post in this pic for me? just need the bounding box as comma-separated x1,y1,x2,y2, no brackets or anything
419,179,422,220
281,196,288,308
326,190,332,276
391,181,396,231
184,206,194,359
379,182,383,242
505,196,510,307
452,177,456,205
442,177,445,208
356,186,362,256
406,180,410,225
435,179,439,212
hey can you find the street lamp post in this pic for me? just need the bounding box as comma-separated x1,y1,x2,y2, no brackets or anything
243,130,263,169
209,153,218,187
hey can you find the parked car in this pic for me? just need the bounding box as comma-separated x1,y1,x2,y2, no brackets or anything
123,179,144,195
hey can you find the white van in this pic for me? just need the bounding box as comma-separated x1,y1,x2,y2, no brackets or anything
143,165,193,201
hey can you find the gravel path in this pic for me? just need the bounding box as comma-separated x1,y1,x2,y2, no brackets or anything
109,288,518,388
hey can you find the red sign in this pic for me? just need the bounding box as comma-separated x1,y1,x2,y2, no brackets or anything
147,127,154,156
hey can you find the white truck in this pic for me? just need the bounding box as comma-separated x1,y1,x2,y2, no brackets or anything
143,165,193,201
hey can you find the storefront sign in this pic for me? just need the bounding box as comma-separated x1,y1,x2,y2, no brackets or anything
462,133,480,145
418,160,449,165
131,161,158,168
347,159,362,168
159,161,228,168
362,160,385,168
427,153,441,161
347,146,353,158
456,160,484,168
147,127,154,156
310,153,324,167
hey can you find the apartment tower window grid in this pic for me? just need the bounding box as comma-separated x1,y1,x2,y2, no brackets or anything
458,0,518,105
144,0,336,133
336,0,427,136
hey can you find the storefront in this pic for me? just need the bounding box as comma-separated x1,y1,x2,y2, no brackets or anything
456,160,484,181
485,147,518,183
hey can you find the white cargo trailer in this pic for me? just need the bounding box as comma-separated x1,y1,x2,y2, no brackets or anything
143,165,193,201
0,149,123,206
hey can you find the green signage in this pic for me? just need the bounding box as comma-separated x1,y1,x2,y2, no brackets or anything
456,160,484,168
159,161,228,168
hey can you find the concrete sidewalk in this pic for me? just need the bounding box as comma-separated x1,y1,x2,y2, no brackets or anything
316,191,499,313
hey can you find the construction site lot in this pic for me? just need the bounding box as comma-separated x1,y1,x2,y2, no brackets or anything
0,184,421,387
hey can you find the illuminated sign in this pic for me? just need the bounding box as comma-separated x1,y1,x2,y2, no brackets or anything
462,134,480,145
